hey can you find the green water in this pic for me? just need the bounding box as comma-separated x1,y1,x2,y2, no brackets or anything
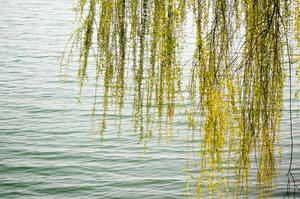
0,0,299,198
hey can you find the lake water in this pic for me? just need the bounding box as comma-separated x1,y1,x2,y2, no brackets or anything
0,0,299,198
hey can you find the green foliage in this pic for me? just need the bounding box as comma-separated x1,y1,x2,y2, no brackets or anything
61,0,300,198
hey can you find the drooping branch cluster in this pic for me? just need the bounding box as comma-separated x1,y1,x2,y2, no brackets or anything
62,0,186,143
61,0,299,198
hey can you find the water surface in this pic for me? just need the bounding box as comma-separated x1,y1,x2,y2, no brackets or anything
0,0,299,198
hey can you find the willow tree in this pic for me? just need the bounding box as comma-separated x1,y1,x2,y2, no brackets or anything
61,0,300,198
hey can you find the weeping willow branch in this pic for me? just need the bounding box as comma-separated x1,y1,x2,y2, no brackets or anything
60,0,300,198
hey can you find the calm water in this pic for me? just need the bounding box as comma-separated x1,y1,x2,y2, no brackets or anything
0,0,299,198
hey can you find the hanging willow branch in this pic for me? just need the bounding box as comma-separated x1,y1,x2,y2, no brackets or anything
61,0,300,198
